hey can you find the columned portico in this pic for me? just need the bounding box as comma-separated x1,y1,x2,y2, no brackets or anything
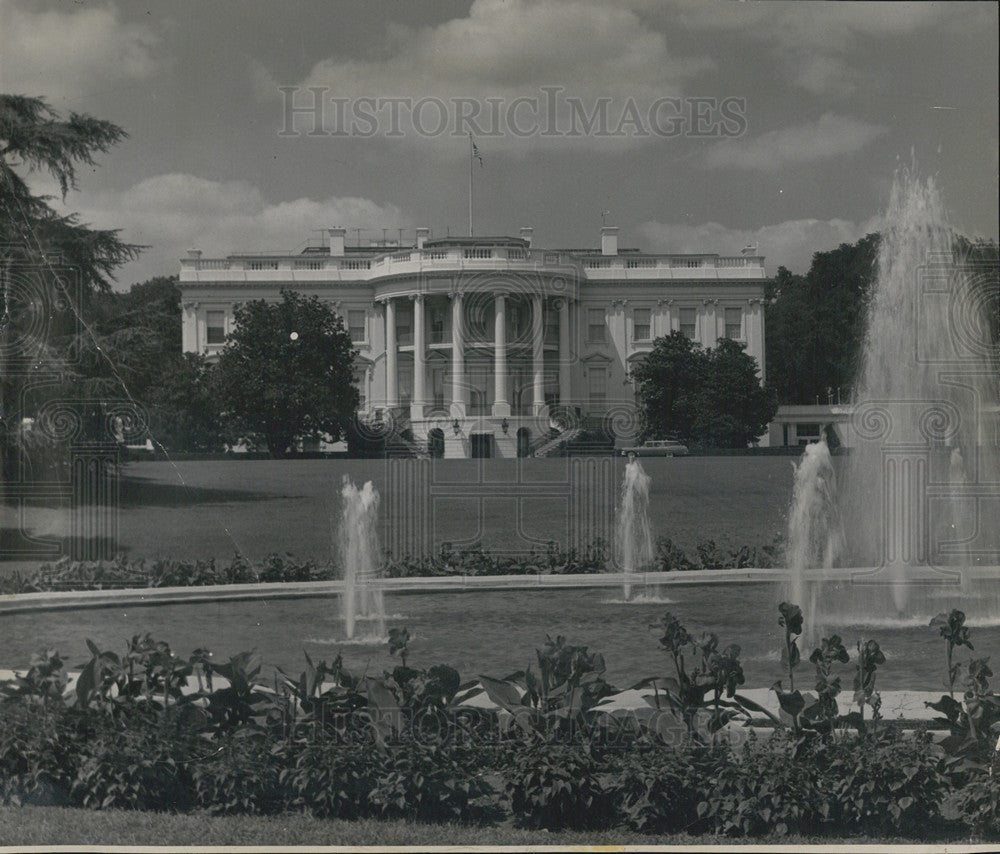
384,298,398,408
492,292,510,417
181,229,768,457
410,294,426,421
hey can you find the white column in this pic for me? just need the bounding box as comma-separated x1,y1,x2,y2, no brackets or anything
181,302,199,352
558,298,572,408
532,294,545,414
411,294,425,421
384,298,398,408
656,299,672,338
748,299,765,383
450,292,465,417
492,292,510,416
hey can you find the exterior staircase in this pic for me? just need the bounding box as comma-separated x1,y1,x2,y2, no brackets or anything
532,426,582,457
385,431,428,459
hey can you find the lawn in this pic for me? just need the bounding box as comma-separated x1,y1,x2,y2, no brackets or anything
2,456,798,566
0,806,980,847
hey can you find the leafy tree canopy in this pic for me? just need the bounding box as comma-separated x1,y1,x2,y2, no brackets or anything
1,95,140,292
215,289,360,456
764,233,997,406
764,234,879,406
631,331,776,449
1,95,141,480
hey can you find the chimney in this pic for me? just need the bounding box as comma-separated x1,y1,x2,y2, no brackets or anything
601,226,619,256
186,249,202,259
328,227,346,257
519,226,534,248
416,227,430,249
741,242,758,256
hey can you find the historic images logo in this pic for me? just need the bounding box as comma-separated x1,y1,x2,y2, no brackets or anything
277,87,748,140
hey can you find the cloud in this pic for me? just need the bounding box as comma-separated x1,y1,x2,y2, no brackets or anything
668,0,950,48
44,173,412,286
701,113,887,172
657,0,978,96
637,215,881,275
0,2,161,104
279,0,714,152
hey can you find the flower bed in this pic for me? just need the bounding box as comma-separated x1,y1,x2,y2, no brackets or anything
1,607,997,839
0,536,783,595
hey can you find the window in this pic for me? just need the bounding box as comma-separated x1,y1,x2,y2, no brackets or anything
206,310,226,345
430,305,445,343
348,310,366,343
633,308,651,341
796,423,821,446
398,364,413,405
679,307,696,340
588,308,605,343
725,307,742,340
544,305,559,344
354,371,367,409
465,302,491,343
588,367,607,408
396,307,412,346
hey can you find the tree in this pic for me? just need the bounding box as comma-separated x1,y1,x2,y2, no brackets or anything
691,338,777,448
215,289,359,456
629,331,706,441
1,95,140,482
631,331,775,448
764,235,879,405
765,233,998,405
146,352,224,452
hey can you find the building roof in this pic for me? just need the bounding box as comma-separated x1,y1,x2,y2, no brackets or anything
422,236,530,249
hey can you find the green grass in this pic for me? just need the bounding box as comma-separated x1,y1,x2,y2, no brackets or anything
0,807,983,847
4,456,797,568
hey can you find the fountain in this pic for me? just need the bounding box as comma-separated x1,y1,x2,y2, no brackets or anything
338,475,386,640
615,454,655,600
787,169,1000,630
784,439,845,640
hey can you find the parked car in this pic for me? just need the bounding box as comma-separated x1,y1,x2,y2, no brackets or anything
620,439,690,457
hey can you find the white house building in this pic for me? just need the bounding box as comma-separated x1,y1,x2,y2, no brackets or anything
178,226,767,457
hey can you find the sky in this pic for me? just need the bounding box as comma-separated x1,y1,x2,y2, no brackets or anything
2,0,997,288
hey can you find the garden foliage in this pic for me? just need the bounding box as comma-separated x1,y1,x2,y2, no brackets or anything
0,608,996,839
0,535,784,595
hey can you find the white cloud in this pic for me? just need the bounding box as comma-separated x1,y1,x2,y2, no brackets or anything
45,173,412,286
637,215,882,275
0,2,161,104
280,0,714,153
668,0,950,48
702,113,887,172
658,0,977,97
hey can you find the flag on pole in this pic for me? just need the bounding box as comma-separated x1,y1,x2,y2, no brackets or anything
471,136,484,167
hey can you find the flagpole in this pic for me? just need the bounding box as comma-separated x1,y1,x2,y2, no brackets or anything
468,133,474,237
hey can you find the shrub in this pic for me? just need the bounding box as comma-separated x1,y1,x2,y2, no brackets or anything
695,733,822,836
0,703,79,807
953,770,1000,838
71,730,195,812
611,747,699,833
655,537,697,571
280,740,377,820
818,730,950,835
192,735,284,816
370,741,496,824
506,741,614,830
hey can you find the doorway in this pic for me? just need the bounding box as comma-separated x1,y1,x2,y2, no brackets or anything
516,427,531,458
470,433,494,458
